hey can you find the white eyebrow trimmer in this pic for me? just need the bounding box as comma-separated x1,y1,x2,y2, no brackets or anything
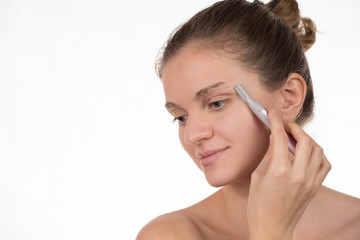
234,84,296,155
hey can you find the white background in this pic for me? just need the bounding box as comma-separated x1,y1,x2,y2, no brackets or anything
0,0,359,239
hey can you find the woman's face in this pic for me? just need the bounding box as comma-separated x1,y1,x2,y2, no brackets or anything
161,46,278,187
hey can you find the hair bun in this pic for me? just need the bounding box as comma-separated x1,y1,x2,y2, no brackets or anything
265,0,316,52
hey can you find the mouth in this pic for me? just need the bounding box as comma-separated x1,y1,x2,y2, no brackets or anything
196,147,229,167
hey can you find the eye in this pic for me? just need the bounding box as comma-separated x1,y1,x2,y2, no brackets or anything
209,99,228,110
173,115,188,125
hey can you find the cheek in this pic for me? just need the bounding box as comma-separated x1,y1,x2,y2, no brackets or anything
217,107,269,157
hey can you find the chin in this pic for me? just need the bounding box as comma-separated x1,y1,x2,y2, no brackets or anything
202,161,256,187
203,170,241,188
205,174,252,188
206,179,226,188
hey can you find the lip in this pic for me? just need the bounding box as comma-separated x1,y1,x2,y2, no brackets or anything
197,147,228,167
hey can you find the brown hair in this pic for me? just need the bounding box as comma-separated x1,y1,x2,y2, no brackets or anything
156,0,317,125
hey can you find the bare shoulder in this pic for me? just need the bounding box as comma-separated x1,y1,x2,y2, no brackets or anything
330,188,360,238
136,211,204,240
320,186,360,213
317,186,360,238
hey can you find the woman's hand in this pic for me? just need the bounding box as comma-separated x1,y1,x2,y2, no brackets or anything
247,111,331,240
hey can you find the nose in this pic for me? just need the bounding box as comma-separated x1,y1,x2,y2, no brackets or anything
184,115,213,145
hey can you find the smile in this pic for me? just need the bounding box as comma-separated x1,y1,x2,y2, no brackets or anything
197,147,229,167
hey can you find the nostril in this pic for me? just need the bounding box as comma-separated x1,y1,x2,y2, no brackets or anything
184,126,213,146
183,115,214,145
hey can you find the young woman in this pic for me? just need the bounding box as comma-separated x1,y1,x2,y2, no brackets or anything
137,0,360,239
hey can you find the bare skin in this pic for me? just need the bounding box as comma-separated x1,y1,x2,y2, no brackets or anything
136,46,360,240
138,186,360,240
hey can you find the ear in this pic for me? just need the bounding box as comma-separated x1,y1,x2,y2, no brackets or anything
278,73,307,123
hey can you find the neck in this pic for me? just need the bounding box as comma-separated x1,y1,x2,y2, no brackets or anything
215,179,251,238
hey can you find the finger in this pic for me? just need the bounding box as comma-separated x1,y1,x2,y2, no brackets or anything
286,122,312,171
315,156,331,187
267,110,290,167
307,144,325,180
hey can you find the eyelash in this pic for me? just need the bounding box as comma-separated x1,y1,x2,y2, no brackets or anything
209,99,228,110
172,99,230,125
172,115,188,125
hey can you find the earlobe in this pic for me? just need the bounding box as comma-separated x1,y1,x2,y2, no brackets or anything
279,73,307,123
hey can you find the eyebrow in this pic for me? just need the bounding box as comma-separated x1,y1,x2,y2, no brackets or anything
165,81,230,110
194,81,228,101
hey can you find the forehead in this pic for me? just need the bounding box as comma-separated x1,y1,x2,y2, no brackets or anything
162,46,238,78
161,46,257,100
